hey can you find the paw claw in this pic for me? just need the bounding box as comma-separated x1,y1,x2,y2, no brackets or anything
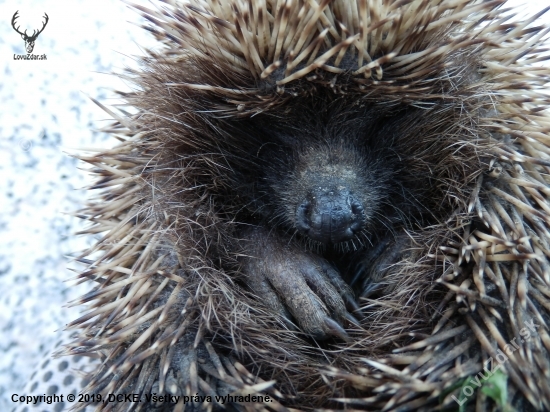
344,294,361,313
361,281,386,299
344,312,360,327
323,317,350,342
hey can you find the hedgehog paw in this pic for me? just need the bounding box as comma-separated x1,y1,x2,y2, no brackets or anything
240,227,358,340
350,232,411,299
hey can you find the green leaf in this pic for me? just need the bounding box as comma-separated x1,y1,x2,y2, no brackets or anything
481,369,508,408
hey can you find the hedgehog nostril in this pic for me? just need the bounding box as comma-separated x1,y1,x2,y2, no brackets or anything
296,200,311,234
350,200,365,232
351,200,364,216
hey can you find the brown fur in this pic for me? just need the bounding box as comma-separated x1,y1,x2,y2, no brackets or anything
63,1,550,411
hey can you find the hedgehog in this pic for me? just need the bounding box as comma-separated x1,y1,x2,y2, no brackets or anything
58,0,550,411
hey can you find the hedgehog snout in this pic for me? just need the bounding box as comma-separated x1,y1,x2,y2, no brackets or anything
296,188,365,244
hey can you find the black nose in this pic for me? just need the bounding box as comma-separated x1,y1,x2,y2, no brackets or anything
295,191,365,244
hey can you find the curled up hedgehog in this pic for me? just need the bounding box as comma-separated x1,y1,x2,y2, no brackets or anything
59,0,550,410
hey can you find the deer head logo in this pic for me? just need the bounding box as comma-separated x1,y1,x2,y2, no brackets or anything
11,11,49,54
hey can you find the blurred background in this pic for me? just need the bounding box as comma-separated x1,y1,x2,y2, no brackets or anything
0,1,157,409
0,0,548,410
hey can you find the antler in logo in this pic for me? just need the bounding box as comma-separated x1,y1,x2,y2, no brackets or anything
11,11,49,54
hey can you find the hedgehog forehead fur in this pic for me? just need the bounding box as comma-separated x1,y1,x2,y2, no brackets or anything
64,0,550,411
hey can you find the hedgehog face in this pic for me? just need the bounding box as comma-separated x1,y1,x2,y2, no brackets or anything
241,105,408,249
283,144,383,245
